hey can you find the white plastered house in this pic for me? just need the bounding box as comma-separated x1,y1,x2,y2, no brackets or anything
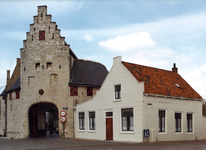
74,56,206,142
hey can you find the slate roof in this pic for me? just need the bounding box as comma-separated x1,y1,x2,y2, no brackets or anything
0,89,6,96
7,77,20,92
123,61,203,99
69,60,108,87
0,77,20,96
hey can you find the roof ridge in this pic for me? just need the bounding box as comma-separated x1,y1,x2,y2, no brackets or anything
122,61,174,73
75,59,106,67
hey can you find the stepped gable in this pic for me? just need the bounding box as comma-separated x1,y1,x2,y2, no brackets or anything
123,61,202,99
69,59,108,87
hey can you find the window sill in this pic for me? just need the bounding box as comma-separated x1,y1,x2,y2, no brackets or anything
113,99,122,102
88,130,96,133
175,132,183,134
120,131,135,134
187,132,194,134
158,132,167,134
78,130,85,132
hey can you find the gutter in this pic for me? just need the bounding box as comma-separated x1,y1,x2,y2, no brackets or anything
144,93,203,101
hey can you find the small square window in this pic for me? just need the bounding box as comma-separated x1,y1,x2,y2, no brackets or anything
36,63,40,70
47,62,52,69
115,85,121,99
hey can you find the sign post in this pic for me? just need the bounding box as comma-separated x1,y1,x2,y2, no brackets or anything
60,111,67,138
143,129,150,142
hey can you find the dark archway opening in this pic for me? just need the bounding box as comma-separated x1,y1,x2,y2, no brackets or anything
29,102,59,138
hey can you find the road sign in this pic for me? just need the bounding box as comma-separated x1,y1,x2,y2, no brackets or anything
61,117,67,123
143,129,150,137
60,110,66,117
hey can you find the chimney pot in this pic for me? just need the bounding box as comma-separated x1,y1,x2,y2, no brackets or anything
172,63,178,74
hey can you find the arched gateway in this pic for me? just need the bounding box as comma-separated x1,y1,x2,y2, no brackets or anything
29,103,59,138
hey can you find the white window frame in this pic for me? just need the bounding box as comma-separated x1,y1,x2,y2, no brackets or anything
158,109,167,133
187,113,194,133
120,107,134,133
88,111,95,131
78,112,85,131
175,112,183,133
114,84,121,101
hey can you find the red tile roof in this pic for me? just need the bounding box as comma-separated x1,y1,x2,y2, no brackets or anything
123,61,203,99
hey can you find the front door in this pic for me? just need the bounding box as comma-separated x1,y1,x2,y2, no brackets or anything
106,118,113,140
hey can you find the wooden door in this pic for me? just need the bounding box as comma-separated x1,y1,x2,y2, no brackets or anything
106,118,113,140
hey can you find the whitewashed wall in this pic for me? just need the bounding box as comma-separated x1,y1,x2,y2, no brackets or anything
75,56,145,142
0,98,5,136
143,96,206,142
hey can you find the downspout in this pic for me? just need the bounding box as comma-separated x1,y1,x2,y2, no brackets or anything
4,93,7,137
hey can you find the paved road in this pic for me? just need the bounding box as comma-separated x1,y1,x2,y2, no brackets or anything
1,138,206,150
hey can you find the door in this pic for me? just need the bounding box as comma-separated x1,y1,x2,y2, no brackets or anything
106,118,113,140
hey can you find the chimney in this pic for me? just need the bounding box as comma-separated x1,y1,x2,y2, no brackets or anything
6,70,10,86
17,58,21,65
172,63,178,74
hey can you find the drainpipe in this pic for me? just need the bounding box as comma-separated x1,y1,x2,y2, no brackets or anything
4,93,7,137
4,70,10,137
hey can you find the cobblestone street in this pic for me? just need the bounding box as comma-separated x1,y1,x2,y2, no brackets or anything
1,138,206,150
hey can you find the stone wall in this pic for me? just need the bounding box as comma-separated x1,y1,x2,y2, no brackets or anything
2,6,100,139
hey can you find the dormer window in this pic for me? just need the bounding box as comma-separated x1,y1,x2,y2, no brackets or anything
175,83,180,88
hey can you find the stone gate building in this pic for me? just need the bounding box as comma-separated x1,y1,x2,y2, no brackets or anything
0,6,108,138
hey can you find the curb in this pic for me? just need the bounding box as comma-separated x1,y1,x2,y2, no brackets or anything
0,137,14,140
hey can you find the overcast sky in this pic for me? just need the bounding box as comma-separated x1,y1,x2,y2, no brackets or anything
0,0,206,98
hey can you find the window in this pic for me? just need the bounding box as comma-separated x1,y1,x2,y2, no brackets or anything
39,31,45,40
16,91,20,99
89,112,95,130
115,85,121,99
159,110,165,132
70,86,78,96
9,93,12,100
28,76,35,87
50,74,58,85
187,114,193,132
52,33,54,39
47,62,52,69
121,108,133,131
175,113,182,132
106,112,113,117
35,63,40,70
87,87,93,96
79,112,85,130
